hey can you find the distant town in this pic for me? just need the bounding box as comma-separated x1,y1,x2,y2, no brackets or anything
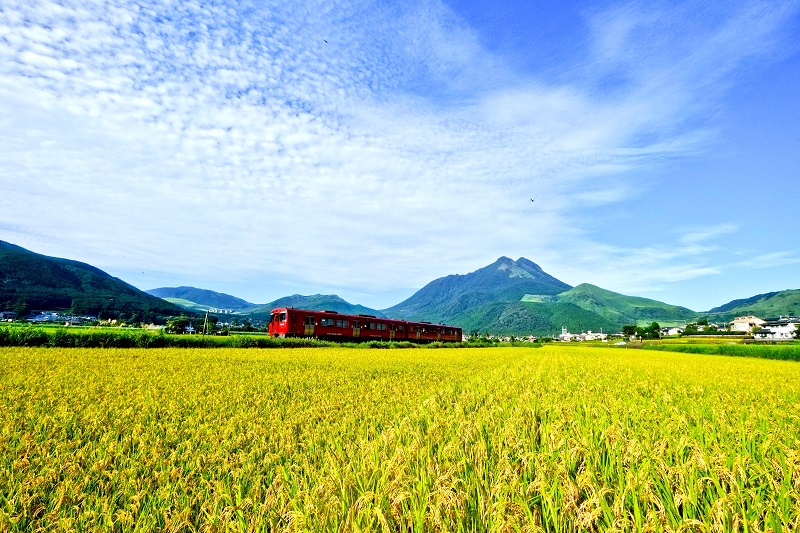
464,315,800,344
0,310,266,334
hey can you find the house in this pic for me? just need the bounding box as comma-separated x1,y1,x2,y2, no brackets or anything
753,316,799,341
660,326,683,336
730,315,765,333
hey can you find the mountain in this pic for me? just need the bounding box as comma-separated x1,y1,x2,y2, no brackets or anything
704,289,800,321
381,257,705,335
555,284,698,326
248,294,385,319
455,301,619,336
7,238,797,335
383,256,572,323
146,286,258,313
0,240,182,319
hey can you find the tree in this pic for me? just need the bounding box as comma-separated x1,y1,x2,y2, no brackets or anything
166,315,191,334
622,325,637,337
13,299,30,318
634,322,661,339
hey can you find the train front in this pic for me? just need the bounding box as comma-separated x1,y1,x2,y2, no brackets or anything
268,308,289,337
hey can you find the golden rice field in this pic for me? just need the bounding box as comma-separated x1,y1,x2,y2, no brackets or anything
2,345,800,532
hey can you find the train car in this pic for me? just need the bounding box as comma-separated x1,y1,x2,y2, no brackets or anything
406,322,462,343
268,308,462,343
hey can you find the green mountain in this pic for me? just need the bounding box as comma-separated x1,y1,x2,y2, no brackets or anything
380,258,706,335
555,284,698,327
248,294,385,320
703,289,800,322
455,301,619,336
146,286,258,313
384,256,572,323
9,238,797,335
0,240,182,319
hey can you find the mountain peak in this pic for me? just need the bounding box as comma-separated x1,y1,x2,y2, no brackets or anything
384,256,572,321
493,256,545,279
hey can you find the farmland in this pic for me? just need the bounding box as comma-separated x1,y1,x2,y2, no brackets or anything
2,345,800,531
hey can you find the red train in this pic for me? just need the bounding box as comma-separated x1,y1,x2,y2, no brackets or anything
268,308,462,343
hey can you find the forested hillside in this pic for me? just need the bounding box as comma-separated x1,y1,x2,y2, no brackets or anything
0,241,182,320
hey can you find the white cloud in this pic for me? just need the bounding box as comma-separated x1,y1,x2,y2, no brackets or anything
738,252,800,270
0,0,798,306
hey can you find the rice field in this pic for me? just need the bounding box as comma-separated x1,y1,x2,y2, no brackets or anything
2,345,800,532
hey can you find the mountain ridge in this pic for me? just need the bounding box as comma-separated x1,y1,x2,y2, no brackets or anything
704,289,800,321
554,283,698,326
4,239,800,334
145,286,257,311
0,240,182,319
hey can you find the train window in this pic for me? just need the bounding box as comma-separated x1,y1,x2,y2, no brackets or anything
279,312,287,322
353,320,361,328
335,319,349,328
304,316,314,326
398,325,405,332
321,318,334,327
377,323,386,331
369,322,376,330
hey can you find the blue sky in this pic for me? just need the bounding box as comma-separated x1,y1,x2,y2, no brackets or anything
1,0,798,311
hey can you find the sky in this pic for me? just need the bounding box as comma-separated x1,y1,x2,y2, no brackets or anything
1,0,799,312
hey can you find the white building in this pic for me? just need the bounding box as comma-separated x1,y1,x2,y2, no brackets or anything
730,315,765,332
558,326,607,342
753,316,799,341
558,326,576,341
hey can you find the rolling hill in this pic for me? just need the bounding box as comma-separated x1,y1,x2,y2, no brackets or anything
704,289,800,321
454,301,619,336
145,286,259,314
248,295,385,319
554,284,698,327
0,240,183,319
